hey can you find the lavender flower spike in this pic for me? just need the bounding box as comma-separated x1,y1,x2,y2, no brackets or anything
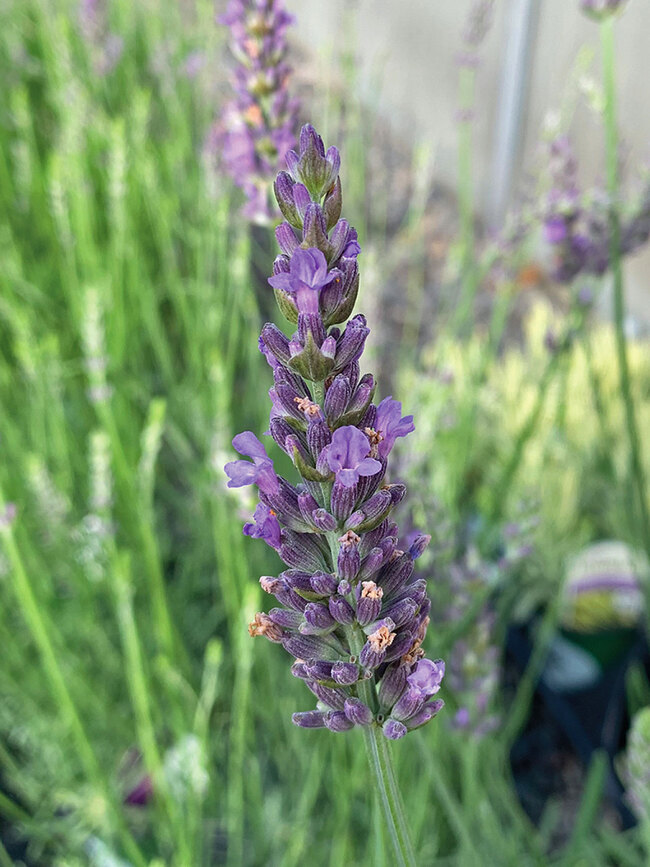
225,123,439,864
224,123,444,767
214,0,299,223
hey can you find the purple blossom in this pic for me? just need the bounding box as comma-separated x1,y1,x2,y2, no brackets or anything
224,431,279,495
406,658,445,699
268,248,339,314
324,426,382,488
243,503,282,548
373,397,415,459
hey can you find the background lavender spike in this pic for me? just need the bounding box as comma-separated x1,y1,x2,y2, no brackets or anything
213,0,300,224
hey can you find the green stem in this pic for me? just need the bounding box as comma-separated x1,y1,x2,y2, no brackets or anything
345,625,416,866
600,19,650,576
361,726,418,867
454,65,478,334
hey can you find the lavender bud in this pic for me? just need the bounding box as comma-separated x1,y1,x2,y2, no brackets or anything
345,511,365,530
338,539,361,581
344,698,374,726
269,608,303,629
274,172,301,228
323,176,342,230
305,660,335,681
298,491,320,524
331,661,360,685
261,323,291,366
334,315,370,370
321,335,337,360
269,418,298,454
308,682,347,710
330,480,358,521
324,375,352,422
312,509,337,532
328,595,355,625
310,571,338,595
408,533,431,560
302,203,329,251
291,662,310,679
378,553,414,596
282,570,316,593
382,598,419,629
324,711,355,733
383,719,407,740
281,634,339,661
358,547,386,581
378,665,408,709
293,711,327,729
303,602,336,631
275,221,300,256
356,581,384,627
307,419,332,459
405,700,445,730
391,688,424,722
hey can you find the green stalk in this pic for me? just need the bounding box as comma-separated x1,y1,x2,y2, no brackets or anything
454,64,478,334
346,624,417,867
361,727,418,867
600,18,650,575
0,496,146,867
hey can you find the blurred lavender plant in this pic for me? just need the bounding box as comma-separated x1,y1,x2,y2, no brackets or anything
543,134,650,283
224,124,444,747
412,501,533,738
457,0,495,69
78,0,123,76
215,0,299,223
445,534,531,737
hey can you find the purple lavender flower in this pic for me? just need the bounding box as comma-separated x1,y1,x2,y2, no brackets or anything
324,426,382,488
225,124,445,739
214,0,299,223
243,502,282,548
372,397,415,460
268,248,339,314
224,431,279,495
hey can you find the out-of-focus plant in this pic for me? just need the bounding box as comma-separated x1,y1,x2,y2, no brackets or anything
213,0,299,223
401,299,650,619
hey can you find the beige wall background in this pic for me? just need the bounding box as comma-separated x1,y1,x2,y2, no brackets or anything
291,0,650,324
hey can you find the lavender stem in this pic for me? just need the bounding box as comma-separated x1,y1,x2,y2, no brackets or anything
362,725,418,867
600,17,650,580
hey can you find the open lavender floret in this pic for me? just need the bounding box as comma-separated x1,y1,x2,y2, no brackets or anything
225,124,444,739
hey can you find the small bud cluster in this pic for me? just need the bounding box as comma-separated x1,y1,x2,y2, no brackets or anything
225,124,445,738
543,135,650,283
216,0,299,223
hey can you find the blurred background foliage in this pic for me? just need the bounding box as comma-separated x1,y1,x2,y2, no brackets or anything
1,0,650,865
